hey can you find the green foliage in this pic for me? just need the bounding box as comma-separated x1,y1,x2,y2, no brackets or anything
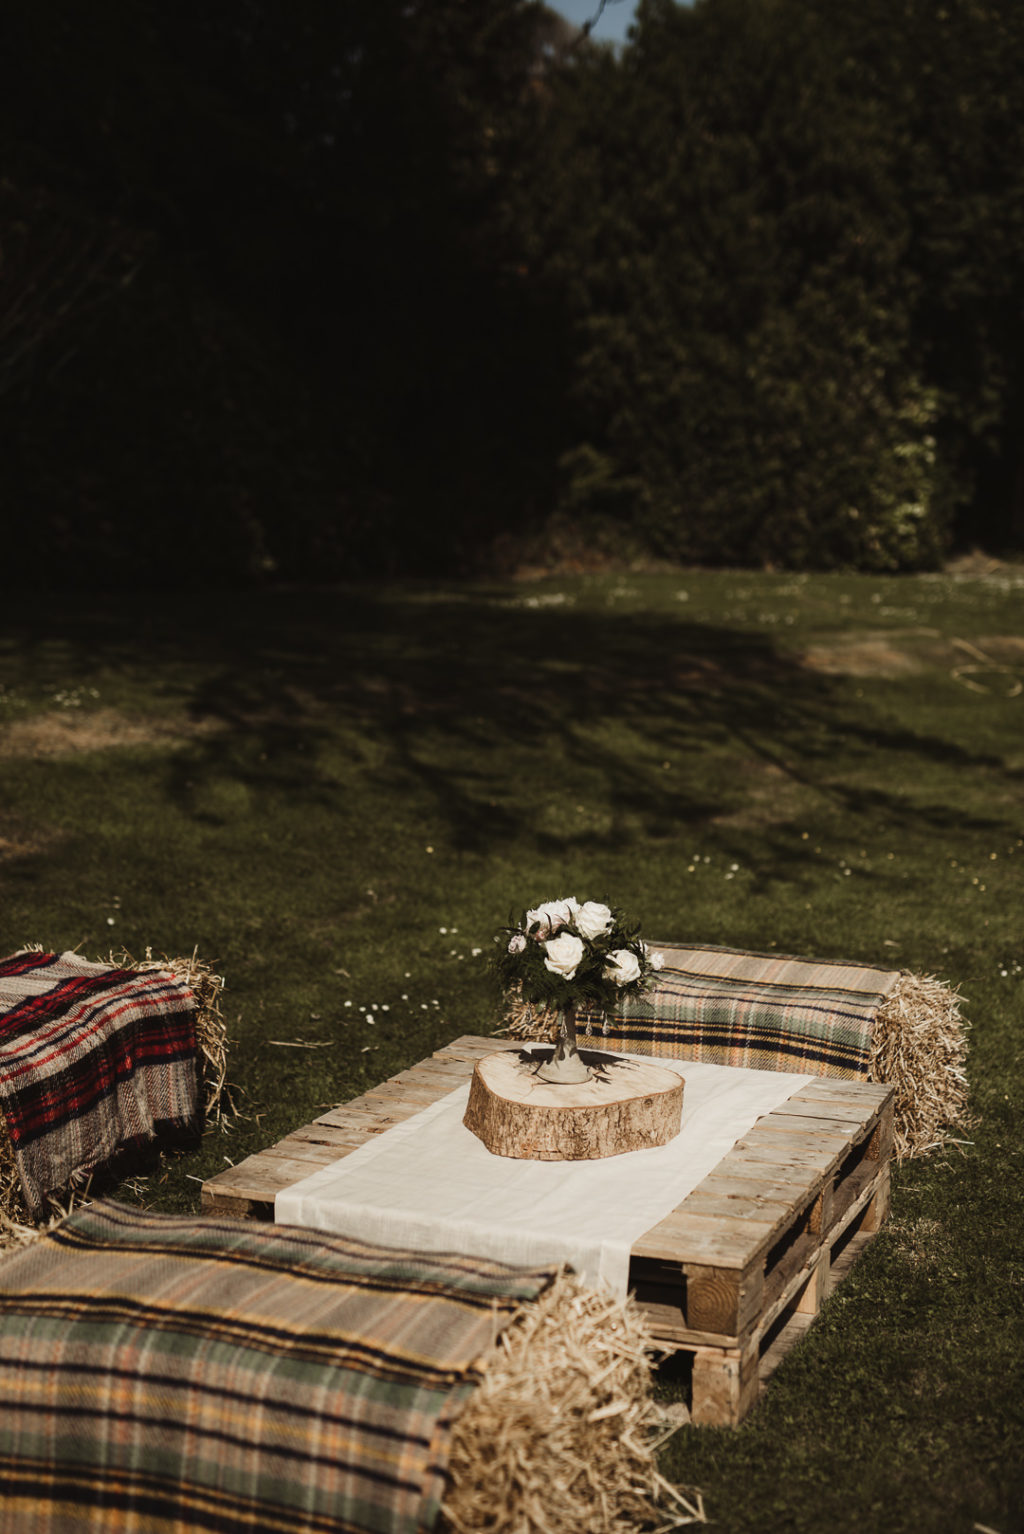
522,0,1024,568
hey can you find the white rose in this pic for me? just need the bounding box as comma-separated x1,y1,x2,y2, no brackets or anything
575,901,614,941
543,932,585,980
527,897,579,938
508,933,527,954
647,948,665,971
604,948,641,986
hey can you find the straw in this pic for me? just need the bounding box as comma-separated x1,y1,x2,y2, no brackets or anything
868,971,971,1161
441,1268,706,1534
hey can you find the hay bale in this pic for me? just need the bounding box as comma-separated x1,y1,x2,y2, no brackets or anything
0,946,231,1243
502,966,970,1162
1,1213,704,1530
441,1268,706,1534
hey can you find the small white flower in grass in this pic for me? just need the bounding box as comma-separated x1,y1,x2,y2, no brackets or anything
604,948,641,985
344,1000,352,1008
421,1003,428,1010
401,993,409,1001
106,917,116,926
439,927,448,934
543,932,585,980
471,947,482,957
381,1004,389,1011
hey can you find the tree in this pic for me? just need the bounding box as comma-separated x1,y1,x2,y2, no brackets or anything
519,0,1023,567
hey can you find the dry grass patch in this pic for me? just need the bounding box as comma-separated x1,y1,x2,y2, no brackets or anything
0,707,221,758
800,631,940,678
0,814,63,864
800,630,1024,692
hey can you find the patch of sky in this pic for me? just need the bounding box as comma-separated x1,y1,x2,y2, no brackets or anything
547,0,700,45
543,0,640,45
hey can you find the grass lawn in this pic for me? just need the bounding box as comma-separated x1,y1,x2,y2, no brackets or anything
1,565,1022,1532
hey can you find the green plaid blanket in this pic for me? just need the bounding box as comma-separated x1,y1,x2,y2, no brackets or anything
0,1201,555,1533
589,944,900,1078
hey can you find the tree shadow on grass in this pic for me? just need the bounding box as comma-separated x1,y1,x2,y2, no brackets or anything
2,586,1019,870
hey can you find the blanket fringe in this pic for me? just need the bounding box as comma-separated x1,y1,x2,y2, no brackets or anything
441,1268,706,1534
105,946,230,1125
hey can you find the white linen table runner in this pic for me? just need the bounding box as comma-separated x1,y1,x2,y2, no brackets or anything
275,1053,814,1295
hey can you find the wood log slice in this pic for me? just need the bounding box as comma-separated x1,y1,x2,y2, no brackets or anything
463,1047,684,1161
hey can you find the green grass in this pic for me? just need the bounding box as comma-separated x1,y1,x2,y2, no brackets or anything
2,567,1022,1532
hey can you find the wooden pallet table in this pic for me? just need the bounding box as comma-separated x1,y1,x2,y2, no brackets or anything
202,1035,893,1427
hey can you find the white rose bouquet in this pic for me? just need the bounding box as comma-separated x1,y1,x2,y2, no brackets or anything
495,895,656,1019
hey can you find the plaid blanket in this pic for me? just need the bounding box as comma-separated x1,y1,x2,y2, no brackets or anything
589,943,900,1078
0,951,199,1215
0,1200,554,1534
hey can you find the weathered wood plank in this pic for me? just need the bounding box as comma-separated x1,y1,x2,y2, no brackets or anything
753,1111,869,1138
693,1169,819,1204
314,1102,422,1131
634,1208,777,1265
691,1341,760,1428
738,1124,851,1158
725,1140,841,1177
789,1079,891,1104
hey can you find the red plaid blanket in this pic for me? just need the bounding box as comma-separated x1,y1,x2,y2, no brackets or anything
0,951,199,1214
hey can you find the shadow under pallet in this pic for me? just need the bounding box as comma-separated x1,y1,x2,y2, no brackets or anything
202,1035,893,1428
